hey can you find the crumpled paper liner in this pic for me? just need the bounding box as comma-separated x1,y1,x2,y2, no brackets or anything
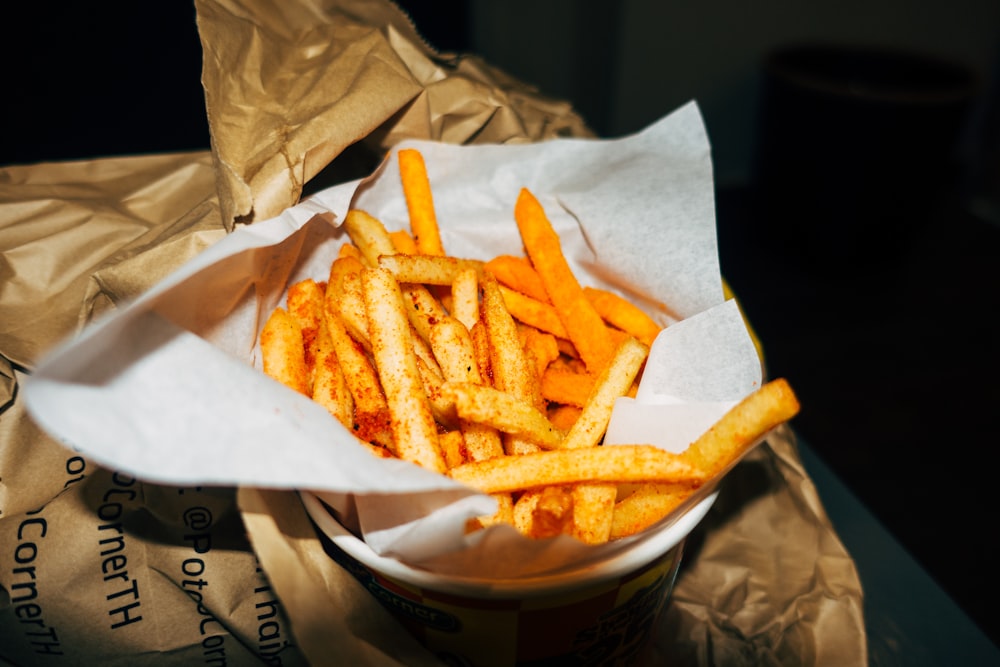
195,0,592,229
0,0,867,664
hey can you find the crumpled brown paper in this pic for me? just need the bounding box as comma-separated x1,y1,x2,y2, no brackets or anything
0,0,866,664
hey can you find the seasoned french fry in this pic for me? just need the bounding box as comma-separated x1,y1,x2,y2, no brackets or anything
560,336,650,543
540,366,595,408
322,301,393,449
499,285,568,339
389,228,418,255
447,445,705,494
513,486,574,539
429,317,505,462
484,254,550,303
514,188,616,374
583,286,663,347
450,267,480,332
342,209,397,267
260,308,310,396
439,429,468,469
311,315,354,429
443,382,564,450
327,257,371,350
560,337,649,451
379,254,483,286
399,148,446,256
609,482,696,539
681,377,800,478
480,273,544,455
362,266,446,473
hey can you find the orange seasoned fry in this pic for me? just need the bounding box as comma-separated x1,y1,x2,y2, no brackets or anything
540,366,595,408
286,279,325,383
519,325,561,381
584,286,663,347
447,445,705,495
484,254,550,303
362,266,446,473
322,301,393,449
260,308,310,395
499,285,568,339
389,228,418,255
399,148,446,256
514,188,616,374
311,315,354,429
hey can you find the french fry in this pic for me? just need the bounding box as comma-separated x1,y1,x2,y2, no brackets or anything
322,301,393,449
428,317,505,462
342,209,397,267
389,228,418,255
484,254,550,303
450,267,480,332
514,188,616,374
443,382,564,450
311,315,354,429
362,266,447,473
583,286,663,348
447,445,705,494
559,336,650,543
260,308,310,396
378,254,483,286
609,482,696,539
681,377,800,478
398,148,446,256
513,487,574,539
499,285,568,339
540,366,595,408
480,273,544,455
560,337,649,451
257,147,802,547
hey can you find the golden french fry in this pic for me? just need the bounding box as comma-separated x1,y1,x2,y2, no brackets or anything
682,377,800,478
569,483,617,545
513,487,574,539
484,254,550,303
439,429,468,469
429,317,506,462
450,267,480,332
443,382,563,450
260,308,310,396
322,300,393,449
286,279,325,380
311,315,354,429
362,266,446,473
514,188,616,374
398,148,446,256
583,286,663,347
378,254,483,286
447,444,705,494
327,257,371,350
560,336,649,451
480,273,544,455
609,482,696,539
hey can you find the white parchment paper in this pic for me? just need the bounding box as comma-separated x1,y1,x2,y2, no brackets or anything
23,101,762,578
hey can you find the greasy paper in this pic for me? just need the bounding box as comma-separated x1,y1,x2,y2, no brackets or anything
1,0,867,664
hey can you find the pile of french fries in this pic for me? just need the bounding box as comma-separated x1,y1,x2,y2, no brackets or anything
260,148,800,545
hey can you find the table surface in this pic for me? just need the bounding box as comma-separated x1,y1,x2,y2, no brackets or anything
798,438,999,666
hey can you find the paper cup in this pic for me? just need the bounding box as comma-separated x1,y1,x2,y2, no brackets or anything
301,491,716,666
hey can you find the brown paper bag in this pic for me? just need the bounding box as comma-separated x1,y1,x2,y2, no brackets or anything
1,0,866,664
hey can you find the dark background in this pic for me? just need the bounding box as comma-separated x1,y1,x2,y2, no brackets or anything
4,0,999,650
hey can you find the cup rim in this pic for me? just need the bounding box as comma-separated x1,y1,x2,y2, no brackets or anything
301,489,717,598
